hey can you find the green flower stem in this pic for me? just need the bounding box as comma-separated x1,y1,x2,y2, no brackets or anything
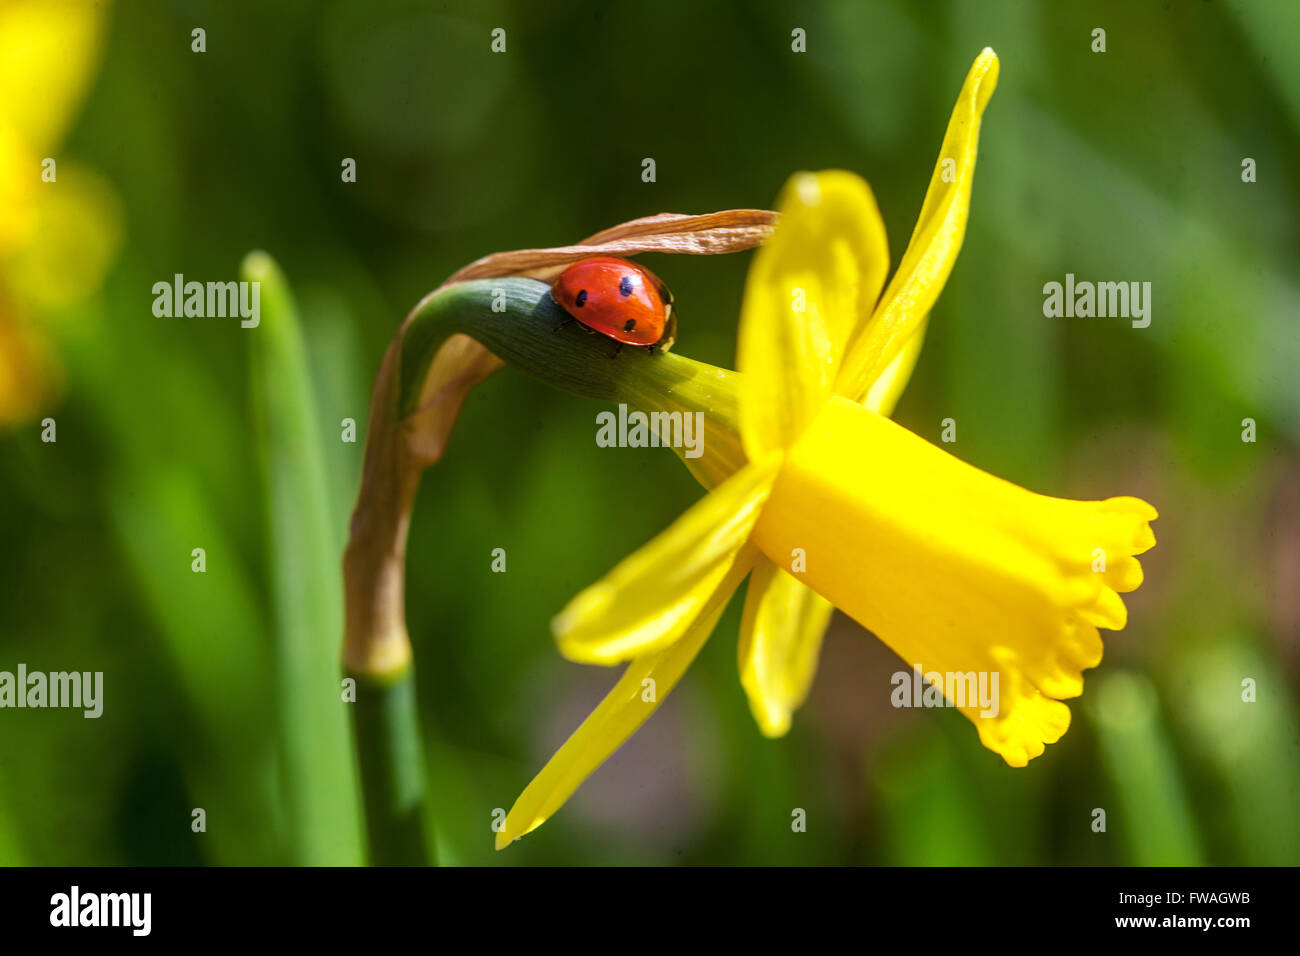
1089,671,1205,865
348,664,430,866
245,252,365,865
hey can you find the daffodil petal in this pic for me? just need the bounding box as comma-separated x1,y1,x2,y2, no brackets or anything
497,549,756,848
0,0,107,153
752,395,1156,768
738,171,889,459
838,48,999,402
0,118,38,256
6,163,123,310
553,455,780,665
0,312,61,424
737,557,834,737
862,314,928,417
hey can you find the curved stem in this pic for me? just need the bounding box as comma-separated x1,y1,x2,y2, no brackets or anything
400,278,747,484
344,276,745,864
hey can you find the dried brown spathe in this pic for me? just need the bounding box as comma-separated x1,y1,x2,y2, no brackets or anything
344,209,775,675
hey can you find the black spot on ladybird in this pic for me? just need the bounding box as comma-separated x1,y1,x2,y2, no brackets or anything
618,275,633,297
623,318,637,332
575,289,588,307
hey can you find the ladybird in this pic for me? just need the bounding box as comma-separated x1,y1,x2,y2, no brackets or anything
550,256,676,353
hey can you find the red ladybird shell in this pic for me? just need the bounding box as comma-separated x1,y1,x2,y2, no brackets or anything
551,256,675,348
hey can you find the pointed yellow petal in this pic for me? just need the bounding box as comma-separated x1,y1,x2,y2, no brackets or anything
497,550,756,848
862,314,928,417
738,171,889,459
838,48,999,402
752,395,1156,767
737,558,834,737
554,455,780,665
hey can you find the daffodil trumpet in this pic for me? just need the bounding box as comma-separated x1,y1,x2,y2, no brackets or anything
494,47,1157,848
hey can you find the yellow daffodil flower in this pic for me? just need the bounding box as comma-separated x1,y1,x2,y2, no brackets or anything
498,48,1157,847
0,0,120,424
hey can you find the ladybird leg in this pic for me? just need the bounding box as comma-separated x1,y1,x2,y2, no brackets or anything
551,316,577,333
609,341,625,359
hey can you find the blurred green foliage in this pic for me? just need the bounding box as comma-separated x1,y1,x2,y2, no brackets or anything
1,0,1298,866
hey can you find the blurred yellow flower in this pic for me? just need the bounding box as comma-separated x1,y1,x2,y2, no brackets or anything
498,48,1157,847
0,0,121,424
